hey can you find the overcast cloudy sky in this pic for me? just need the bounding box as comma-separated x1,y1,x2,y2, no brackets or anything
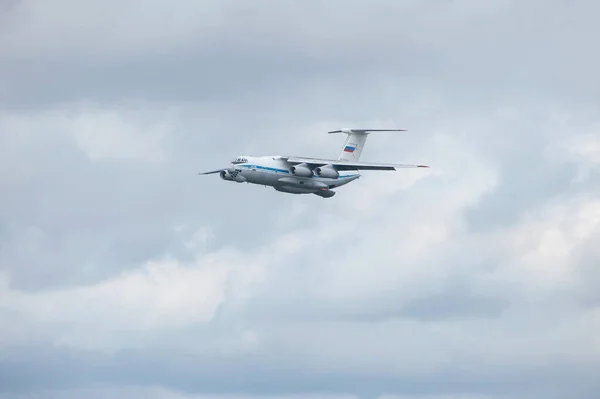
1,0,600,398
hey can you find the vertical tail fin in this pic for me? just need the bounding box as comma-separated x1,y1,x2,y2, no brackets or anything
328,128,407,162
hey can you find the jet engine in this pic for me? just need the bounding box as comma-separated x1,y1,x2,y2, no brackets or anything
220,170,233,180
314,164,339,179
220,169,246,182
289,163,313,177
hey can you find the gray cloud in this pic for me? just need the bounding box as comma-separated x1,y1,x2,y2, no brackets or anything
1,341,599,399
1,0,600,398
3,1,599,110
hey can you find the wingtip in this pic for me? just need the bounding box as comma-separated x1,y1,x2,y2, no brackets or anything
418,165,430,168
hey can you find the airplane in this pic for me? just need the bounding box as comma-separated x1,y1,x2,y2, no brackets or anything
199,128,429,198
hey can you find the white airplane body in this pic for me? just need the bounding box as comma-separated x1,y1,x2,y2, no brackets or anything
200,128,429,198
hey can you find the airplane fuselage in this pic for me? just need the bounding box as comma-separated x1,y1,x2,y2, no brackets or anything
220,156,360,198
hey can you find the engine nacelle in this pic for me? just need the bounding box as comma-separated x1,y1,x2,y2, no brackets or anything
289,163,313,177
314,164,339,179
220,169,246,182
220,170,233,180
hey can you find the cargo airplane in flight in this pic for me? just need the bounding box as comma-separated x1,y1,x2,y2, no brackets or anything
199,128,429,198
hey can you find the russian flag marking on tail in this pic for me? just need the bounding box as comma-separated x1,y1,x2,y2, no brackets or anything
331,128,409,162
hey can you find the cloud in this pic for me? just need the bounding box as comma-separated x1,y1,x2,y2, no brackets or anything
4,0,599,110
0,251,252,352
1,0,600,399
1,103,172,163
0,385,501,399
2,112,600,398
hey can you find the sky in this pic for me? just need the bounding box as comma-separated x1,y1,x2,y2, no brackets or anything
1,0,600,398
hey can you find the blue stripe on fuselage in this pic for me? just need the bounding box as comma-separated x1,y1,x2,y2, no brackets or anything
238,164,357,179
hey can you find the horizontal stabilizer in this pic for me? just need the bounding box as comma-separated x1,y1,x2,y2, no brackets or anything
328,128,407,134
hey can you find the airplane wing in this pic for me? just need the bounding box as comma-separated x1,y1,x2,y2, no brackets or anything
198,168,227,175
282,156,429,171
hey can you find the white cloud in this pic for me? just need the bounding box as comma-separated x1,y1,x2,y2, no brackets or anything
67,105,172,163
0,257,226,351
571,131,600,165
2,1,600,398
2,120,598,367
182,226,214,251
0,103,173,163
2,95,599,399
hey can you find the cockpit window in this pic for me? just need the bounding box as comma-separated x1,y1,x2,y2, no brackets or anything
232,157,248,164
